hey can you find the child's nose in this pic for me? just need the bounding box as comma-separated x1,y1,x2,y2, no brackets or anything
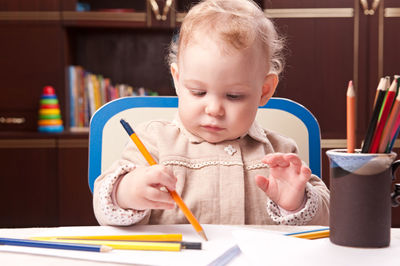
205,99,224,117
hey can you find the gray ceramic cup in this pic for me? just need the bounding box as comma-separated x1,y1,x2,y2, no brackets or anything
326,149,400,247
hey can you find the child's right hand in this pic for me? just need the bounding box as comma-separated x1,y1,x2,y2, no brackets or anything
116,165,177,211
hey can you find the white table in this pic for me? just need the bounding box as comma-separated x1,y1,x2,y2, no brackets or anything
0,225,398,266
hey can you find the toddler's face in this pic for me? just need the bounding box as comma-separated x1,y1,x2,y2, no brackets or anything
172,36,276,143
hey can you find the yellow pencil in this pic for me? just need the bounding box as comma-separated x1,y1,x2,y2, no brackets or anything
285,228,330,240
30,238,179,251
120,119,208,241
30,234,182,242
30,238,202,251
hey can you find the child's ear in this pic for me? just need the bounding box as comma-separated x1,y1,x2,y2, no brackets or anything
259,73,278,106
170,62,180,96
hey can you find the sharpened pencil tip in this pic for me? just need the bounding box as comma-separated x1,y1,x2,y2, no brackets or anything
100,245,113,252
198,230,208,241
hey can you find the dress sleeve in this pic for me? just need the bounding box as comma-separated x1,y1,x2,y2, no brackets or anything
266,183,319,225
266,175,330,225
92,122,160,226
94,162,150,226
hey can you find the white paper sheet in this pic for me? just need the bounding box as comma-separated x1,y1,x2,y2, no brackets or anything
233,228,400,266
0,224,243,266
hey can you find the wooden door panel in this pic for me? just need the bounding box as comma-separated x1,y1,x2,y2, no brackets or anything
273,18,354,139
57,138,97,226
0,145,58,227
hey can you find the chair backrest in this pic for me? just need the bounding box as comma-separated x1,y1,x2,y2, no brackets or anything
88,96,321,192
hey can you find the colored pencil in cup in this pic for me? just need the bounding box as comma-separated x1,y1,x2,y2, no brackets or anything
387,125,400,152
32,234,182,242
386,77,400,152
377,77,393,121
369,78,397,153
119,118,208,241
285,228,330,240
347,81,356,153
378,82,400,153
373,76,390,108
0,237,112,252
361,78,388,153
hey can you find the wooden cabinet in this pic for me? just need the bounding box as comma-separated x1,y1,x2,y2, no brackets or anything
0,134,97,227
0,135,59,227
57,136,97,226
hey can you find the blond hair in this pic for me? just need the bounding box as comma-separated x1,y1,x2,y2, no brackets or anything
168,0,285,75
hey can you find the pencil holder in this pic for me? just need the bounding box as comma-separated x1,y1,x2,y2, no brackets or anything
326,149,400,248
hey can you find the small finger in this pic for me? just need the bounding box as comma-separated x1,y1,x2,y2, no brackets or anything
146,187,175,204
262,153,288,167
261,153,283,163
283,154,302,174
300,166,312,182
147,199,175,210
284,153,302,166
255,175,269,193
147,166,177,191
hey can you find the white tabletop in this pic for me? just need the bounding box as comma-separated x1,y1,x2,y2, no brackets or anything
0,225,398,266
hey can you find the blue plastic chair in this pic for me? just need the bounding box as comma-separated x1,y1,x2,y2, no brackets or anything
88,96,321,192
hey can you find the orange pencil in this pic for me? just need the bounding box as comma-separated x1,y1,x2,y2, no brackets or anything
347,81,356,153
369,78,397,153
120,119,208,241
379,83,400,153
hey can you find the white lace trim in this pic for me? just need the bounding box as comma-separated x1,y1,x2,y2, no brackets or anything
99,163,149,225
266,184,319,225
162,159,270,170
245,163,269,170
162,160,243,169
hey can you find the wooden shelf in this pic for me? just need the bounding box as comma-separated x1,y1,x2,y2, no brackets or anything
0,131,88,140
62,11,148,28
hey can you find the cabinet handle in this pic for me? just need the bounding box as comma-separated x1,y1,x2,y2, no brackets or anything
149,0,162,20
0,116,26,124
161,0,173,21
149,0,174,21
360,0,381,15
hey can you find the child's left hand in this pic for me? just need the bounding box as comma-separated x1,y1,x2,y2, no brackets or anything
255,153,311,211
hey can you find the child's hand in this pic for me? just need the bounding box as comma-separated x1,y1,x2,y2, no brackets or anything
116,165,177,211
255,153,311,211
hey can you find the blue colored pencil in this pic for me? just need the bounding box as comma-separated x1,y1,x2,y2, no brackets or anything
285,228,330,239
0,237,112,252
387,125,400,152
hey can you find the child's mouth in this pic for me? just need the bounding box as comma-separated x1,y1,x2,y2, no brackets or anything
202,125,224,132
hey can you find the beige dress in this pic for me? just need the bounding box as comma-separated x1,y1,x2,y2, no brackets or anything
93,118,330,226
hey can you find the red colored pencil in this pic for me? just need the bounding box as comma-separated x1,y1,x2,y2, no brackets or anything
379,87,400,152
361,78,388,153
370,78,397,153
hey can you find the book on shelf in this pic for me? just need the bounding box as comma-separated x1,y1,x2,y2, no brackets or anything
67,65,158,130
